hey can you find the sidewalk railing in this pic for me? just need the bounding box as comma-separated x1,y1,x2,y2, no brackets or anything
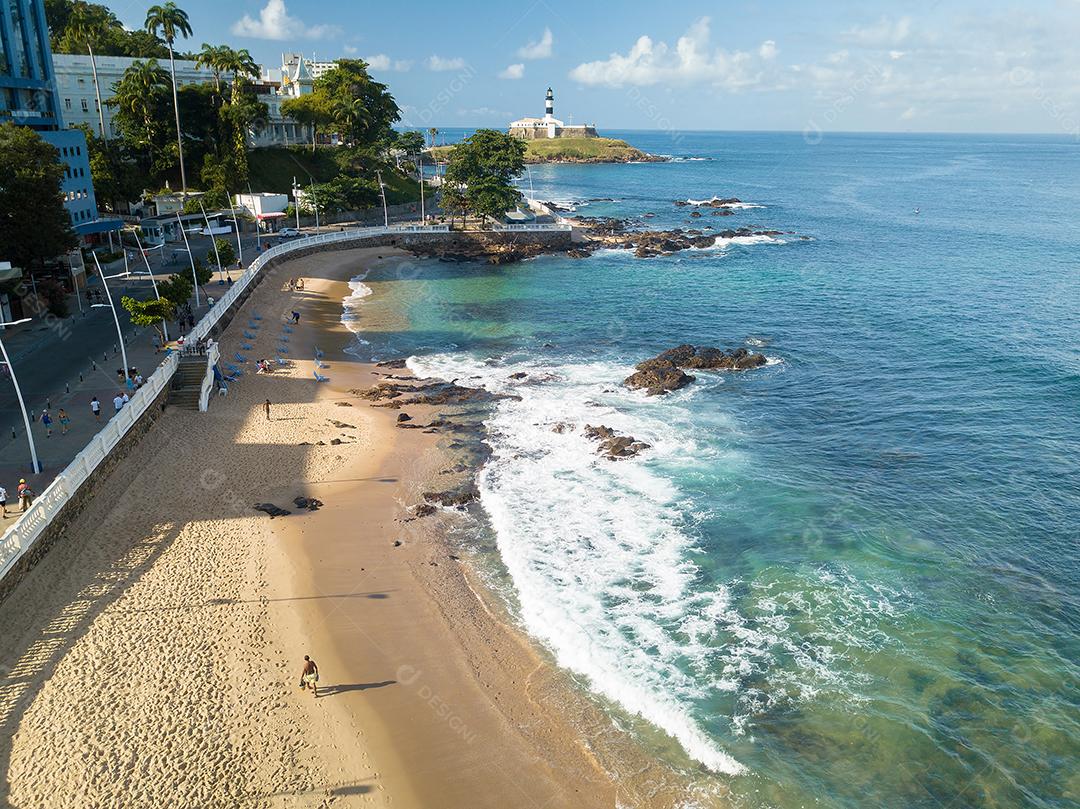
0,223,451,585
490,222,573,232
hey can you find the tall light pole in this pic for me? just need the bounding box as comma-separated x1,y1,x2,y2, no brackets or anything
376,170,389,227
199,202,225,282
246,182,261,253
175,211,200,307
292,177,301,229
91,253,130,386
131,230,169,341
228,194,244,268
417,157,426,224
309,182,320,234
0,317,41,474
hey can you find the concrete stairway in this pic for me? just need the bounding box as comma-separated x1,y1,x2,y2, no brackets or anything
169,356,208,410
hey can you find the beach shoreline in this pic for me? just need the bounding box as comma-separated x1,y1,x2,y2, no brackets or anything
0,243,703,808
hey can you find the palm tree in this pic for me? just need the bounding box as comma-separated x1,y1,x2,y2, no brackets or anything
144,2,193,193
222,47,259,104
110,59,170,165
67,1,122,140
428,127,438,148
335,98,369,146
194,43,226,95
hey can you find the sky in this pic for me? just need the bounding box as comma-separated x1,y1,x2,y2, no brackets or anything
111,0,1080,135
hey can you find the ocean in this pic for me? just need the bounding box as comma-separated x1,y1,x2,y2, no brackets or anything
347,131,1080,808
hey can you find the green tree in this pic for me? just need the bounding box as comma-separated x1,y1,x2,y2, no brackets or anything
281,94,331,154
76,124,141,209
442,129,525,226
109,58,170,168
121,295,173,341
157,272,192,308
194,43,228,95
439,183,467,228
192,255,212,286
64,1,122,139
313,60,400,145
144,2,193,192
208,237,234,269
397,130,425,158
0,124,78,272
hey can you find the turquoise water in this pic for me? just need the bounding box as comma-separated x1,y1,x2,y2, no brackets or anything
352,132,1080,807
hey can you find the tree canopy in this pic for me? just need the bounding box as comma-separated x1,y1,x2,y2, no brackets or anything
442,129,525,223
0,124,78,271
309,60,401,147
47,0,173,58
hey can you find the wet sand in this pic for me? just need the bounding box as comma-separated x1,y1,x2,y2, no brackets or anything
0,246,697,808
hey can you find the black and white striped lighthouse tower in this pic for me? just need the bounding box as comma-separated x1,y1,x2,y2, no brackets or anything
545,87,554,119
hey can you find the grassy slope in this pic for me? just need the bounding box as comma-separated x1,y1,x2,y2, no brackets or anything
428,137,652,164
247,147,419,204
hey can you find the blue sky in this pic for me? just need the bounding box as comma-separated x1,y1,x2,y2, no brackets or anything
113,0,1080,134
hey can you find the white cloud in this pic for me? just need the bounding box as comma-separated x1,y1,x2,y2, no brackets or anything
499,63,525,80
889,50,906,60
365,53,412,72
231,0,339,40
843,17,912,48
518,27,553,59
569,17,778,90
427,55,466,72
343,44,358,55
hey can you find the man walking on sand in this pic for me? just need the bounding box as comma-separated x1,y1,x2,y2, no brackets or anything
264,399,271,421
299,655,319,697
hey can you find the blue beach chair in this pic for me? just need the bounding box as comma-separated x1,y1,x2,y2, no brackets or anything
240,343,253,351
279,335,289,343
314,371,329,383
243,330,256,339
253,312,262,320
276,345,289,354
283,326,294,334
234,352,248,363
275,357,289,367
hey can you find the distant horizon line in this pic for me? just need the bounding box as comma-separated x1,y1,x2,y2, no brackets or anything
396,126,1078,139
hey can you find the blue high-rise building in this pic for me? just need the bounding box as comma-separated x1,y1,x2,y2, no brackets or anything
1,0,119,239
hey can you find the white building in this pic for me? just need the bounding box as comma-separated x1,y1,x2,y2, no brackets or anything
248,53,315,148
52,53,217,138
307,59,338,79
53,51,315,149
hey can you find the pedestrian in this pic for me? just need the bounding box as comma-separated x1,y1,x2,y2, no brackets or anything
208,295,215,307
91,396,101,421
17,479,33,512
0,485,8,518
298,655,319,697
291,311,300,324
40,409,52,437
122,391,130,405
58,408,70,435
264,399,271,421
113,392,124,414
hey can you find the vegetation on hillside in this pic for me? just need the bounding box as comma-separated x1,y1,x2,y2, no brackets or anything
431,136,658,164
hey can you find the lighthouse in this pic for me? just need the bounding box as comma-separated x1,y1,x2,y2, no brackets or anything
508,87,598,139
544,87,554,120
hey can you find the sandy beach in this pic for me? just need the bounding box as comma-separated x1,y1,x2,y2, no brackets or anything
0,245,695,808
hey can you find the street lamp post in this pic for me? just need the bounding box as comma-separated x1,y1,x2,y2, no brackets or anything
90,254,130,386
292,177,301,230
199,202,225,283
0,317,41,474
228,195,244,268
417,157,426,224
376,170,389,227
175,211,201,308
131,230,168,342
309,182,320,234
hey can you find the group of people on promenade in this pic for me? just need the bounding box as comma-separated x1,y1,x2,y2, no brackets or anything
37,408,70,438
0,478,35,518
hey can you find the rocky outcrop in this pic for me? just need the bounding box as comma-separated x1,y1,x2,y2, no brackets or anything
566,220,786,259
584,424,651,459
625,345,767,394
422,483,480,508
623,363,696,395
352,380,519,409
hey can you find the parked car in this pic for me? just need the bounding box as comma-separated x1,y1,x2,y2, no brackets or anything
278,227,302,237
